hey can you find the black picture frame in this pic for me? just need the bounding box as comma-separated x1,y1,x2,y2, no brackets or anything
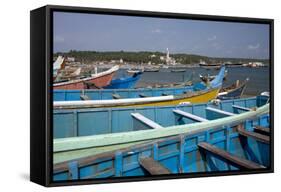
30,4,274,187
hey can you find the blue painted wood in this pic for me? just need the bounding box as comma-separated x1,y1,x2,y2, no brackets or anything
104,72,142,89
53,96,266,139
53,114,269,180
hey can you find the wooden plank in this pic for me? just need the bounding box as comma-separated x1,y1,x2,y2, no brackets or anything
80,95,90,100
139,157,171,175
112,94,122,99
173,109,209,122
254,126,270,135
232,105,251,111
237,126,270,144
131,113,163,129
206,107,235,116
198,142,265,169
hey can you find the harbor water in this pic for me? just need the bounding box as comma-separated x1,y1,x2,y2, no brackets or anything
116,67,269,97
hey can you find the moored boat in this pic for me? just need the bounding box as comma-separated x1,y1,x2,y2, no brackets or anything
53,87,221,109
217,78,249,100
53,66,226,101
53,65,119,90
103,72,142,89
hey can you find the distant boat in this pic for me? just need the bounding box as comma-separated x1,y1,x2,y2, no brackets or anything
53,66,226,101
53,65,119,90
144,68,160,72
127,69,141,73
171,69,186,72
217,78,249,100
103,72,142,89
199,63,221,70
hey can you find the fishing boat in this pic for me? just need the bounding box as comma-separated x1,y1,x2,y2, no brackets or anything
53,96,270,179
53,65,119,90
171,69,186,72
53,56,66,81
144,68,160,72
54,87,220,109
53,66,225,101
127,69,142,73
217,78,249,100
53,112,269,180
103,72,142,89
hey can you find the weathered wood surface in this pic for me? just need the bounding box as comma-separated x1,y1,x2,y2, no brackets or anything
54,104,269,153
131,113,163,129
198,142,265,169
173,109,209,122
139,157,171,175
237,126,270,144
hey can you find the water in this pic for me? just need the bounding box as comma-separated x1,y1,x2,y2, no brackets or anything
117,67,270,96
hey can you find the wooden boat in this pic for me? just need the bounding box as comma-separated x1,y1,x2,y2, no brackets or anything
53,97,270,179
53,66,226,101
53,65,119,90
53,87,220,109
171,69,186,72
103,72,142,89
53,56,66,81
144,68,160,72
53,113,269,180
53,95,269,138
217,78,249,100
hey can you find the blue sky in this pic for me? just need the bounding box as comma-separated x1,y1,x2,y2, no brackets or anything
54,12,270,59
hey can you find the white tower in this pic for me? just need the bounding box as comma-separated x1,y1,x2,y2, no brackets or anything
166,48,170,59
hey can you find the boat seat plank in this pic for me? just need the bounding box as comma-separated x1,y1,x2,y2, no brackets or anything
237,126,270,144
131,113,163,129
206,107,235,116
198,142,265,169
232,105,251,111
254,126,270,135
139,157,171,175
112,94,122,99
173,109,209,122
80,95,90,100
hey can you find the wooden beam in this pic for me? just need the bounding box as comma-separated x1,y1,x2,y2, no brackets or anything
206,107,235,116
198,142,265,169
232,105,251,112
131,113,163,129
139,157,171,175
80,95,90,100
173,109,209,122
254,126,270,135
237,126,270,144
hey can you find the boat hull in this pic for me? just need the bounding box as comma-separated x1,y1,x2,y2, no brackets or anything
53,113,269,180
54,71,116,90
104,72,142,89
53,88,220,109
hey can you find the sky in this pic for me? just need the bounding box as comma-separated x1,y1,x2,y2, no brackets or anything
53,12,270,59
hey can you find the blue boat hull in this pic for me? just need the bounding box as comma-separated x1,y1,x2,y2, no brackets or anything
53,113,269,180
53,66,225,101
104,72,142,89
53,96,269,139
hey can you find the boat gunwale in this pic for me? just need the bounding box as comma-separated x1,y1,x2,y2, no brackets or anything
53,87,220,109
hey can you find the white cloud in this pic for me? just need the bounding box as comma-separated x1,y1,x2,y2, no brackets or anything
54,36,65,43
151,29,162,33
208,35,217,41
248,43,260,50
